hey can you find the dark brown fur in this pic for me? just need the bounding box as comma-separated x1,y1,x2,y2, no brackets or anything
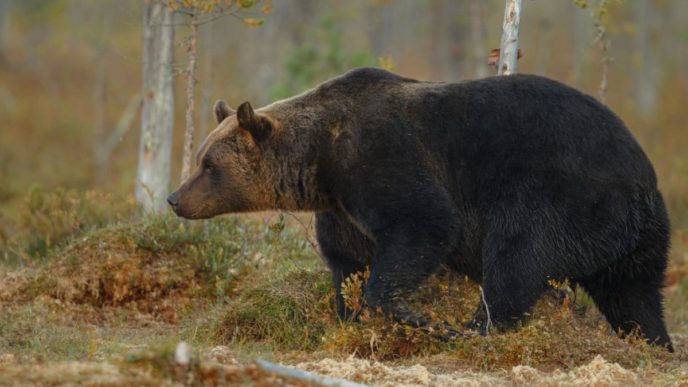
168,68,673,351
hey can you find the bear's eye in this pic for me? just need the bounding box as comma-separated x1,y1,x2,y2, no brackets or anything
203,161,214,174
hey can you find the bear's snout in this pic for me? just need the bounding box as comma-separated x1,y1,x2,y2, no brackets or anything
166,191,180,212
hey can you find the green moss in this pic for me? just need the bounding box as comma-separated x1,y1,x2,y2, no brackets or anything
216,259,335,351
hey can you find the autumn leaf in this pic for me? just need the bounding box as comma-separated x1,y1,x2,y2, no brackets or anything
238,0,257,8
572,0,588,8
261,4,273,14
487,48,523,66
167,1,180,11
243,17,264,27
378,55,396,71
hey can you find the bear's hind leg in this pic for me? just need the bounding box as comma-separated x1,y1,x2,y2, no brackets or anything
580,207,673,352
581,276,673,351
471,239,550,334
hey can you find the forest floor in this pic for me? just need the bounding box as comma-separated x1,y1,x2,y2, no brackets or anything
1,190,687,386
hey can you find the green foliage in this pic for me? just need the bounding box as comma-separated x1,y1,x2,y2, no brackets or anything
270,15,375,100
1,187,136,263
571,0,588,9
216,262,334,351
165,0,270,26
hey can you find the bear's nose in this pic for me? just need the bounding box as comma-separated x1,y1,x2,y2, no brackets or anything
167,192,180,210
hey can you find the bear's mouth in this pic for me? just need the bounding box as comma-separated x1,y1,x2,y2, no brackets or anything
182,203,211,219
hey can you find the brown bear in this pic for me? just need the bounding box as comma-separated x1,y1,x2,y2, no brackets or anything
167,68,673,351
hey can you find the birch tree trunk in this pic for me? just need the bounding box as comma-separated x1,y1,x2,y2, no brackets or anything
497,0,522,76
180,12,198,182
197,21,214,143
136,0,175,213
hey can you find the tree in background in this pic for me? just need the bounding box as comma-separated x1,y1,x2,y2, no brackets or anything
573,0,615,103
167,0,270,183
0,1,8,63
136,0,269,212
137,0,175,213
634,0,659,120
497,0,522,75
270,15,374,100
469,0,488,79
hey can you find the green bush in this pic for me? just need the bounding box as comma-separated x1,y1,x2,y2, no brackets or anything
1,187,137,263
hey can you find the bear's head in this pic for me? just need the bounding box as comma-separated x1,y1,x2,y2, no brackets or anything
167,100,282,219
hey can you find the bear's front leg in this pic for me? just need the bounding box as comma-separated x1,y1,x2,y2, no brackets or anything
315,210,374,321
362,223,466,340
339,179,463,337
363,225,449,327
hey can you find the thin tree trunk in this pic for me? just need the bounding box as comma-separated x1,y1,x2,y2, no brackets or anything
136,0,175,213
97,95,141,180
0,1,7,62
497,0,522,76
572,6,591,87
198,21,214,143
593,0,610,103
469,0,488,78
93,55,108,182
180,12,198,182
634,0,658,120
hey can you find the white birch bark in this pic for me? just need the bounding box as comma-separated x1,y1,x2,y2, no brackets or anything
197,22,214,143
497,0,522,76
180,12,198,182
136,0,175,213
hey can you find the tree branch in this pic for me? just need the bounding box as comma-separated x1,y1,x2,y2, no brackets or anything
255,359,367,387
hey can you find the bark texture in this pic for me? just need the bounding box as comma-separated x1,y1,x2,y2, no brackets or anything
136,0,175,213
497,0,522,76
180,13,198,182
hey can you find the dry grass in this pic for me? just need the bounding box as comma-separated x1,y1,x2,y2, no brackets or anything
0,344,316,387
0,190,687,384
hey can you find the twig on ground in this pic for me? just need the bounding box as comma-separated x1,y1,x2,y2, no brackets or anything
479,285,493,334
255,359,368,387
283,211,322,260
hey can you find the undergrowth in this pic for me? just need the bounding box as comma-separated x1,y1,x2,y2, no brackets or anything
0,187,137,263
0,188,686,374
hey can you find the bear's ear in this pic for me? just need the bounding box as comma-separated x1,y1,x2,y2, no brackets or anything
213,100,235,124
237,101,271,141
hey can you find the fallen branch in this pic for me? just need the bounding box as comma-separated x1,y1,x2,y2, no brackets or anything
283,211,323,260
255,359,368,387
479,285,493,334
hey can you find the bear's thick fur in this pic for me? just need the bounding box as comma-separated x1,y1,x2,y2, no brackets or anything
168,68,673,351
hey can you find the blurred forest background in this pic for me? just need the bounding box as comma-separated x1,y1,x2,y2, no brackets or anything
0,0,687,224
0,0,687,384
